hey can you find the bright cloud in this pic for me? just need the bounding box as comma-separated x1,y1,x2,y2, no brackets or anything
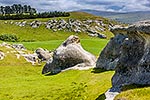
0,0,150,12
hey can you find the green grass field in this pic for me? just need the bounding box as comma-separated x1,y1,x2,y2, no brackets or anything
0,66,114,100
0,12,115,42
0,38,149,100
0,38,114,100
0,12,149,100
20,38,108,56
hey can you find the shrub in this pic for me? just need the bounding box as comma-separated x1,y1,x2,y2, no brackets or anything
0,11,70,20
0,34,19,42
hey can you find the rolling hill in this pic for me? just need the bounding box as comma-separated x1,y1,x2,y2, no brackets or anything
0,11,149,100
0,12,114,99
0,11,118,42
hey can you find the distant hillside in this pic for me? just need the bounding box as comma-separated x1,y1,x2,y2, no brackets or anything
0,12,118,42
79,9,150,24
79,9,124,17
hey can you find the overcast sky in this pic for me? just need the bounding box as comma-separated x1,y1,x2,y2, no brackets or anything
0,0,150,12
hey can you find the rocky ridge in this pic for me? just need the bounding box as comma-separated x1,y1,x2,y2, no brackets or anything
4,18,116,39
0,42,53,65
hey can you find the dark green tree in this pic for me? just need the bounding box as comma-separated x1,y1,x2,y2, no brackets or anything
11,4,17,14
4,6,12,14
23,5,28,13
27,5,31,13
0,6,4,14
17,4,22,14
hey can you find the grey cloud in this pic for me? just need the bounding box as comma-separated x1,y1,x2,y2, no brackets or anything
143,0,150,7
77,1,114,5
0,0,23,5
0,0,150,12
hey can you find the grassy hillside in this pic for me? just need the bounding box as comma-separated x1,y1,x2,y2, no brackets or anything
0,65,114,100
0,12,116,41
115,85,150,100
0,38,150,100
0,12,149,100
0,21,89,41
0,38,113,100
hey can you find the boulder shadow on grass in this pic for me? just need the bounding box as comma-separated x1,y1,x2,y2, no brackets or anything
43,72,60,76
121,84,150,91
91,68,107,74
95,93,106,100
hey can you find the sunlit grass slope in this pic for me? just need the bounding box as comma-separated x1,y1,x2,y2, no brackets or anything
115,85,150,100
0,39,114,100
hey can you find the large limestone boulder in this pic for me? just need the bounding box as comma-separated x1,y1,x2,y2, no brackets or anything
112,21,150,87
42,35,96,74
97,20,150,88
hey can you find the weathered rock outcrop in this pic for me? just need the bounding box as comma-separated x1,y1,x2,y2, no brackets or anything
97,20,150,88
12,44,26,50
42,35,96,74
35,48,53,62
96,33,127,70
23,54,39,65
5,19,116,39
112,21,150,87
30,20,41,28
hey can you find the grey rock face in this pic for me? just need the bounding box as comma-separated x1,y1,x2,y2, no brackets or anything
30,20,41,28
23,54,39,65
97,20,150,87
96,34,127,70
12,44,26,50
112,21,150,87
42,35,96,74
35,48,53,62
6,18,115,39
87,29,106,39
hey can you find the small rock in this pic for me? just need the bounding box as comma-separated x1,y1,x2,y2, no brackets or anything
12,44,26,50
0,51,5,60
